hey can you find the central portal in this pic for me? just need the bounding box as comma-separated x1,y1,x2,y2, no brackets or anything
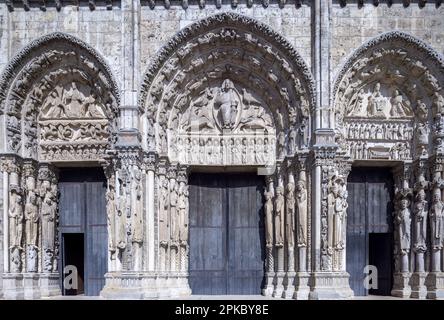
188,172,265,295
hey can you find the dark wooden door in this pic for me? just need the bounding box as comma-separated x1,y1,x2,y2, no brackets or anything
346,168,394,296
59,168,108,296
189,173,265,295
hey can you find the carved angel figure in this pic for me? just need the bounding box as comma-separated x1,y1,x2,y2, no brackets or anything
390,89,411,117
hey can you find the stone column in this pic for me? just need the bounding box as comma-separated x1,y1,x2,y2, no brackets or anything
391,163,413,298
309,146,353,300
1,156,25,299
294,154,310,299
144,152,156,272
283,160,295,299
176,165,191,296
22,160,41,299
262,175,275,296
101,148,147,299
38,164,61,298
426,155,444,299
411,159,428,299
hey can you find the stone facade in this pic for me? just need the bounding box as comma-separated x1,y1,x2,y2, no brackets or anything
0,0,443,299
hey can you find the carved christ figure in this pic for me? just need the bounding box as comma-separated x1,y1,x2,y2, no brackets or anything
413,189,427,251
296,180,308,247
396,199,411,254
214,79,239,129
264,190,274,247
286,182,295,248
430,191,444,250
275,186,285,247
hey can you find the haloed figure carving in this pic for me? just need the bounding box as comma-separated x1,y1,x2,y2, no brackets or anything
275,186,285,247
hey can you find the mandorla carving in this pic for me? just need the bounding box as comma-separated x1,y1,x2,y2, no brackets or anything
178,79,274,134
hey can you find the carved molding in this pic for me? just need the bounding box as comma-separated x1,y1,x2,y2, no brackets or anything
139,13,314,111
0,32,120,111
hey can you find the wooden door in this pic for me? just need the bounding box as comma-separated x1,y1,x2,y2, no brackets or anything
59,168,107,296
346,168,394,296
189,173,265,295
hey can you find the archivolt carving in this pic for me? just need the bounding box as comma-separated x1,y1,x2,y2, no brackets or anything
334,31,444,161
1,32,119,162
139,13,314,165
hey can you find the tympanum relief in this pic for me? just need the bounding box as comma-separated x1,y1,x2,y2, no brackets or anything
170,79,277,166
38,80,110,161
336,46,444,161
5,44,117,162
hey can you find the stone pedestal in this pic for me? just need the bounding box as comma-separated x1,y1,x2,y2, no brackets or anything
100,272,146,299
100,272,192,299
2,273,24,299
411,272,427,299
262,271,275,296
23,273,41,299
40,273,62,297
176,272,192,296
309,272,354,300
426,272,444,299
293,272,310,300
391,272,412,298
283,271,295,299
272,271,285,298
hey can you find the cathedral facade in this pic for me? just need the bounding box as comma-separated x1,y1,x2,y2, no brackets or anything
0,0,444,299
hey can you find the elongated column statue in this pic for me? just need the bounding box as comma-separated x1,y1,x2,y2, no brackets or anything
273,168,285,298
168,167,179,272
283,167,296,299
430,188,443,272
411,165,428,299
9,187,23,273
116,177,128,267
158,162,170,272
392,164,413,298
24,169,39,273
131,166,144,271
